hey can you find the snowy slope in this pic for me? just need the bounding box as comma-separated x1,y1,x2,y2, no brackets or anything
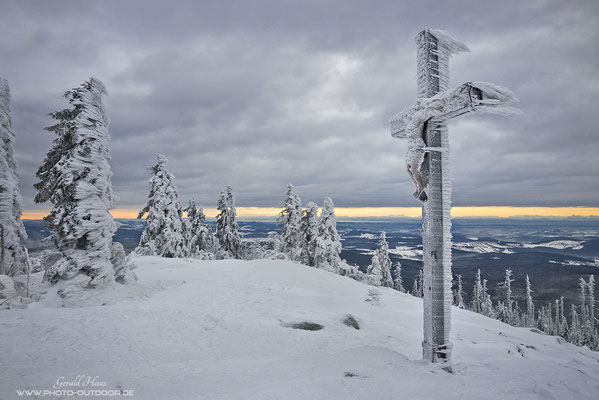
1,257,598,400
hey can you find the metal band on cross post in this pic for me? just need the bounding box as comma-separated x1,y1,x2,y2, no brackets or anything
390,29,520,363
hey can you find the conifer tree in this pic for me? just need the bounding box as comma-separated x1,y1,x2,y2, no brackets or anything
0,77,27,277
588,275,595,332
314,197,342,273
183,199,217,258
299,202,319,266
215,186,241,258
454,274,466,309
543,302,555,335
559,296,569,339
570,304,581,346
110,242,135,284
525,274,535,326
376,232,393,287
411,278,420,297
498,269,514,323
513,302,524,327
579,277,588,328
411,267,424,297
136,154,185,258
34,78,116,287
580,275,597,348
392,261,404,292
481,279,494,318
366,254,382,286
555,299,561,336
278,184,303,261
471,269,483,313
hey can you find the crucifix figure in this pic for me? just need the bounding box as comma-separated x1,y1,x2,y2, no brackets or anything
390,29,520,363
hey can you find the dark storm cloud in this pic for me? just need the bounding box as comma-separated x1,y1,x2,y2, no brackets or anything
1,0,598,210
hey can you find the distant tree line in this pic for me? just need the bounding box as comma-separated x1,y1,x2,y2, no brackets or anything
444,268,597,350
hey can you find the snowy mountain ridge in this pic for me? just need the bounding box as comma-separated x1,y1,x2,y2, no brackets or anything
1,257,598,399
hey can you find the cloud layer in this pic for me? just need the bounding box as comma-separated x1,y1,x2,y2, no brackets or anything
1,0,598,211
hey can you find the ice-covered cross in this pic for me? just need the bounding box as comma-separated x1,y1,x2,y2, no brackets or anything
390,29,520,363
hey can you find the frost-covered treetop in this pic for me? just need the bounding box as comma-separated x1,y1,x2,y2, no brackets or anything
156,153,167,166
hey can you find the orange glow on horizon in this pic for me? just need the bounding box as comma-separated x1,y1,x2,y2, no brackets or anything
20,206,599,220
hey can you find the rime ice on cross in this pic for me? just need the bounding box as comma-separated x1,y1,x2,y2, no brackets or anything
390,29,520,363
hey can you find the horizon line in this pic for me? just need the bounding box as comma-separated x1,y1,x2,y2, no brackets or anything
20,206,599,220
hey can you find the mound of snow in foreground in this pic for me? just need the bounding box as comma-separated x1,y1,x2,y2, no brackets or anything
1,257,598,400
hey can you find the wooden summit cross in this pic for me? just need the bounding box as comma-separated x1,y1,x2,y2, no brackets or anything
390,29,520,363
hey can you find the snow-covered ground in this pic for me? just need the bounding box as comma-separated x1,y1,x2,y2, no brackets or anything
1,257,598,400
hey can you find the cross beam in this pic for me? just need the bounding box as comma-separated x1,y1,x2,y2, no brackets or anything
390,29,519,363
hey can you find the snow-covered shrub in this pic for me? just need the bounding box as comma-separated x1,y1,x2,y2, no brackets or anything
0,274,17,299
110,242,137,283
260,250,289,261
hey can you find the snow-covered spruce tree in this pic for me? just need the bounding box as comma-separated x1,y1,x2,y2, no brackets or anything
579,278,588,331
299,201,319,266
314,197,342,273
555,299,561,336
183,199,218,259
417,267,424,297
136,154,185,258
471,269,483,313
525,274,535,326
514,302,524,327
588,275,596,335
569,304,581,346
497,269,514,323
366,253,382,286
34,78,116,287
580,275,597,349
410,267,424,297
0,77,27,277
392,261,404,292
481,279,495,318
110,242,136,284
411,278,420,297
559,297,569,340
215,186,241,259
375,232,393,287
547,304,555,334
454,274,466,309
277,183,303,261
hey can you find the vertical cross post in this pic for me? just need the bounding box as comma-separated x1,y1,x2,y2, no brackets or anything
390,29,519,363
417,30,453,362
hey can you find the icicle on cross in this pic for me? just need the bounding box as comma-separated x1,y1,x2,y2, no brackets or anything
389,29,520,363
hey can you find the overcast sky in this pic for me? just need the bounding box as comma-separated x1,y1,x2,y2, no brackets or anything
1,0,598,211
